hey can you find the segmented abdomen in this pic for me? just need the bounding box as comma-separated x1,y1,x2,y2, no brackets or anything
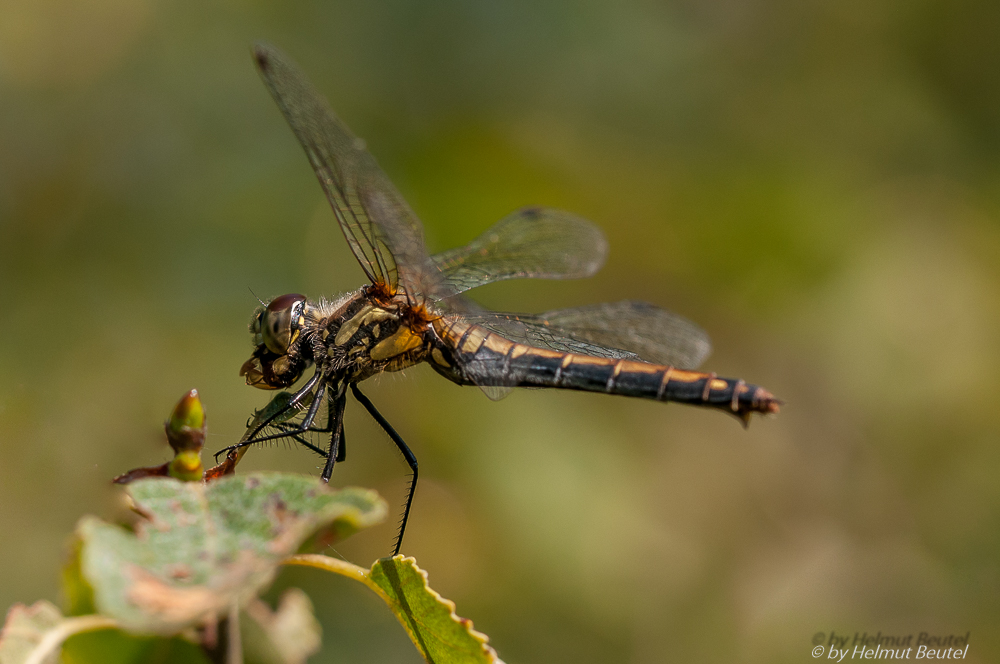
430,320,780,423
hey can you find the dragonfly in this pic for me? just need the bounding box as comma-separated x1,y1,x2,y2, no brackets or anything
217,43,781,555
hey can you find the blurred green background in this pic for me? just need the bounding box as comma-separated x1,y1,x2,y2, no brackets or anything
2,1,999,662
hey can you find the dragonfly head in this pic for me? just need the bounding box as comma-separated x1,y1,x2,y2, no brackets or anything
241,294,308,389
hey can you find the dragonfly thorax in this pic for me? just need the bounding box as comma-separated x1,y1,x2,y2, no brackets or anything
319,295,428,380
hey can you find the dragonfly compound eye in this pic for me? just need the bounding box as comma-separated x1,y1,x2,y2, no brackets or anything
261,293,306,354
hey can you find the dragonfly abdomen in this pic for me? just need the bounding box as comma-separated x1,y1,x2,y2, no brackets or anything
517,351,777,424
435,321,780,423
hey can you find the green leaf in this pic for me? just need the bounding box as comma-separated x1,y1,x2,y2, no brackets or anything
241,588,321,664
285,554,501,664
79,472,386,635
370,557,500,664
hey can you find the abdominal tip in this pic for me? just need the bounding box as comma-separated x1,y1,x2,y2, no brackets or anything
735,388,782,428
757,389,782,415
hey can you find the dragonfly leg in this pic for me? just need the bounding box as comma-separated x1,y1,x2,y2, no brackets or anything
319,395,347,462
320,388,347,482
268,422,328,457
350,383,418,556
213,374,327,460
336,413,347,462
267,397,343,458
275,417,334,434
275,393,346,456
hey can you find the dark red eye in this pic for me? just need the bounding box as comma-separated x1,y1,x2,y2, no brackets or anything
266,293,306,314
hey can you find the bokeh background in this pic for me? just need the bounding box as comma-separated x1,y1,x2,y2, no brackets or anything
2,1,999,662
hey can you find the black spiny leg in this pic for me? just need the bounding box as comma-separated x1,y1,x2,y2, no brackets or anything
320,389,347,483
334,398,347,462
269,398,345,459
336,421,346,461
268,424,328,457
350,383,418,556
215,372,326,461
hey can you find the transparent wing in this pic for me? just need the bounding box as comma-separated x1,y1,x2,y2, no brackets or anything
254,43,432,296
464,300,712,369
430,207,608,296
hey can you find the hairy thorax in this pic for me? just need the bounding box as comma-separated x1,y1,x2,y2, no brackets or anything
310,289,431,382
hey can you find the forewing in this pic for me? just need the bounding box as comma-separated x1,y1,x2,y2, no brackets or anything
431,207,608,296
254,43,432,295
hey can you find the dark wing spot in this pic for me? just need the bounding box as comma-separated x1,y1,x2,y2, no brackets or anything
253,45,271,70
